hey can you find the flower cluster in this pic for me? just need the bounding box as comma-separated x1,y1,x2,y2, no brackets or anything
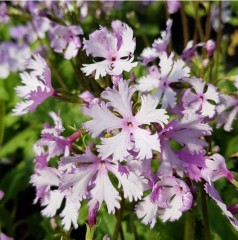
1,1,238,239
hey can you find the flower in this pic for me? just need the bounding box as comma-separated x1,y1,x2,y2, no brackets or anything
140,19,172,64
182,78,219,118
136,176,193,227
0,2,9,24
81,20,137,79
216,92,238,132
157,114,211,178
167,0,180,14
51,25,84,60
201,154,233,183
83,79,169,161
30,166,80,231
138,53,190,109
60,147,145,214
0,233,14,240
13,54,55,115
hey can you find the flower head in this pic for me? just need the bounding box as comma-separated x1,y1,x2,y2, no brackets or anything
138,53,190,109
83,79,169,161
13,54,55,115
51,25,84,60
82,20,137,79
136,176,193,227
182,78,219,118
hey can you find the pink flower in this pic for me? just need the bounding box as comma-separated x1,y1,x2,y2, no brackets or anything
182,78,219,118
138,53,190,109
81,20,137,79
13,54,55,115
140,19,172,64
201,154,233,183
51,25,83,60
83,79,169,161
30,166,80,230
217,92,238,132
0,190,4,200
34,112,72,158
167,0,180,14
60,147,145,214
0,233,14,240
136,177,193,227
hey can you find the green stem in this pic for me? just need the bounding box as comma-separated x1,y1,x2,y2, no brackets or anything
0,101,5,144
204,2,212,42
180,2,189,48
184,211,195,240
112,197,125,240
192,1,205,42
214,1,222,84
201,183,211,240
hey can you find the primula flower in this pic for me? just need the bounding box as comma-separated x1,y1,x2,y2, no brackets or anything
216,92,238,132
138,53,190,109
0,42,31,79
30,166,80,231
34,112,82,159
157,115,211,178
140,19,172,65
136,176,193,227
83,79,169,161
201,154,233,183
13,54,55,116
205,183,238,230
182,78,219,118
51,25,84,60
60,147,145,214
0,2,9,24
0,233,14,240
0,190,4,200
81,20,137,79
167,0,180,14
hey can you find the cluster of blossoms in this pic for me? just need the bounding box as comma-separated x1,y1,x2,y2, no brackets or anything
10,17,238,233
1,1,238,239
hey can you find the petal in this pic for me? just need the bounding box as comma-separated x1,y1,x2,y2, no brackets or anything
101,79,135,118
109,164,144,201
135,94,169,126
133,128,161,160
41,190,64,217
169,59,190,83
60,194,80,230
81,60,109,79
137,75,159,92
61,165,96,201
83,101,123,138
91,164,121,214
97,130,131,161
135,196,158,228
161,87,177,109
159,53,173,77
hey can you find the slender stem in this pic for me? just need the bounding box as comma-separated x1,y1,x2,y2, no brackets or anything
180,2,189,48
0,101,5,144
47,59,68,91
214,1,222,84
192,1,205,42
112,197,125,240
201,183,211,240
165,2,172,52
184,211,195,240
204,2,212,42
